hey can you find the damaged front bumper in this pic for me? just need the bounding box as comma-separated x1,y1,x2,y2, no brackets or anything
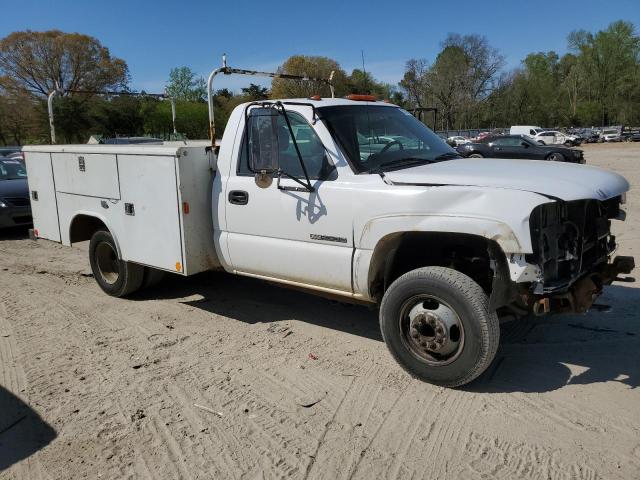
522,255,635,315
502,196,634,316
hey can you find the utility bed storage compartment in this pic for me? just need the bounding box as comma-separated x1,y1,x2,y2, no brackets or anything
23,144,219,276
52,152,121,199
23,151,61,242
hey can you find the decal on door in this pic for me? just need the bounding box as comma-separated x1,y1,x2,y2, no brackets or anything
310,234,348,244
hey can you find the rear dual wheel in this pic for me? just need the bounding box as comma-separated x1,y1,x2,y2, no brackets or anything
89,230,164,297
380,267,499,387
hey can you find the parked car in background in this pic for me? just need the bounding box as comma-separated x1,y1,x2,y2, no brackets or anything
509,125,544,137
534,130,582,146
456,134,585,163
6,151,25,163
447,136,471,146
581,128,601,143
0,157,31,228
600,129,622,142
627,132,640,142
0,147,21,157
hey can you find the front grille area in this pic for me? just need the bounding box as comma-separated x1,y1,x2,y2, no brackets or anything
12,215,32,225
4,197,30,207
527,197,620,291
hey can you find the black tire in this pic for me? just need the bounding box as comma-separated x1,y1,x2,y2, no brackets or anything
564,141,573,147
379,267,499,387
547,152,565,162
89,230,144,297
142,267,166,289
469,153,483,158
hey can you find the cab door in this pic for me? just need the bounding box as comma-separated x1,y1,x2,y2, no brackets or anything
224,107,354,293
489,137,516,158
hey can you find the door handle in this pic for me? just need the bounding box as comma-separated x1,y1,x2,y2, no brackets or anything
228,190,249,205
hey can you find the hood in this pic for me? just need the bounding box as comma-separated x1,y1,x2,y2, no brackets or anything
383,158,629,201
0,178,29,198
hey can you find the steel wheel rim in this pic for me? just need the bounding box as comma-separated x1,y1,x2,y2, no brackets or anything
95,242,119,284
398,294,465,366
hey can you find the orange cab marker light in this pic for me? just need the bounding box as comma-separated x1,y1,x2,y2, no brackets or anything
175,262,182,272
346,94,377,101
182,202,190,215
308,95,321,101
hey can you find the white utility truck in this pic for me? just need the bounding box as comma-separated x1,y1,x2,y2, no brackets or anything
23,65,634,387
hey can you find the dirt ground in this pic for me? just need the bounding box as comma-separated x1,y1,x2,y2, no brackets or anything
1,143,640,480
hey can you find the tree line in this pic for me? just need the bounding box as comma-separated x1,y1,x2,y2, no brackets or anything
0,21,638,145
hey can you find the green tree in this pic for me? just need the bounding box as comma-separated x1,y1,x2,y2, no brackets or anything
0,30,128,97
271,55,348,98
165,66,206,102
347,69,393,98
401,34,504,129
241,83,269,100
0,90,40,144
568,20,640,125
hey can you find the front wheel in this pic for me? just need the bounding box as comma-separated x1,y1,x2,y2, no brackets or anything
468,153,483,158
547,152,565,162
379,267,499,387
89,230,144,297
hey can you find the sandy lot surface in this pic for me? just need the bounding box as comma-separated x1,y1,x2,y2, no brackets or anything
1,143,639,480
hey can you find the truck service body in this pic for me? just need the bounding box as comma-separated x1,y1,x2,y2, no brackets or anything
23,96,634,387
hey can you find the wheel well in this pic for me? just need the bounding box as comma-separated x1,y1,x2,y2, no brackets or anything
368,232,505,302
69,215,108,244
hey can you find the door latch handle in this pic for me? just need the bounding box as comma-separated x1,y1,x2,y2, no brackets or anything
228,190,249,205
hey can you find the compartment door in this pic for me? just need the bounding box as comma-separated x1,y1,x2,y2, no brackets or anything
51,152,120,199
117,155,183,272
25,152,61,242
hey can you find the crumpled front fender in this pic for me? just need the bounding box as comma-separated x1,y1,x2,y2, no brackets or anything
358,214,523,254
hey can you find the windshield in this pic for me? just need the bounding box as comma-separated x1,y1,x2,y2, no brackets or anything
0,159,27,180
319,105,459,173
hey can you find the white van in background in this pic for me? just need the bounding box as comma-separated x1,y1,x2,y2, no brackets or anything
510,125,544,137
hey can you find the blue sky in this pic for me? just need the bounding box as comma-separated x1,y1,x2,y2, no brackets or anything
1,0,639,93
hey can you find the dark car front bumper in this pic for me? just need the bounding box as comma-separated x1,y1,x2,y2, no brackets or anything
0,202,32,228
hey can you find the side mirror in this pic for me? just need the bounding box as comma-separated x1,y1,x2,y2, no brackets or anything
521,141,530,148
247,109,280,188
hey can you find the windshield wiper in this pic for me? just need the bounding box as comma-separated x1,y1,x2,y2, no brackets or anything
369,157,430,174
432,152,461,161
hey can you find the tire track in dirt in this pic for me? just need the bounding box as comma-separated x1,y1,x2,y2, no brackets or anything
205,368,324,477
1,270,197,479
305,367,387,480
0,293,45,480
460,431,600,479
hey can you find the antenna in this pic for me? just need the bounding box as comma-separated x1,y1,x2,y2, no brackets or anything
361,50,369,94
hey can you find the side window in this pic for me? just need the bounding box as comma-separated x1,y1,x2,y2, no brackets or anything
529,129,537,136
238,110,336,180
494,137,522,147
